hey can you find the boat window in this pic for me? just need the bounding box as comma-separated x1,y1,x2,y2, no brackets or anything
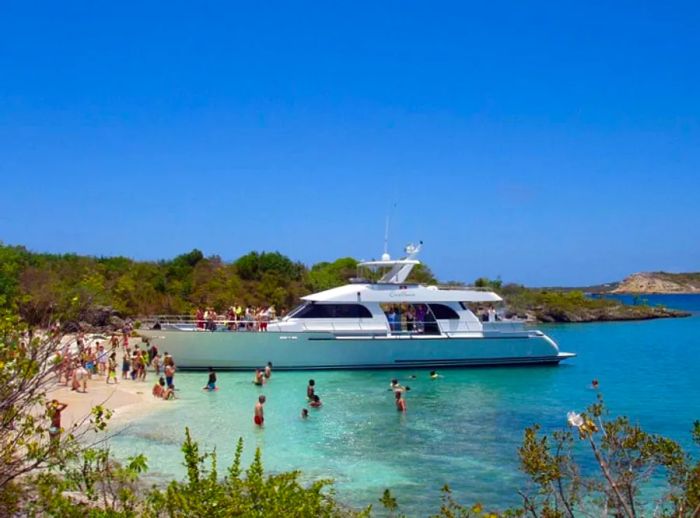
428,304,460,320
292,303,372,319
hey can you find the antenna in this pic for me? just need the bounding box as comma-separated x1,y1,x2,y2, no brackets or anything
382,203,396,261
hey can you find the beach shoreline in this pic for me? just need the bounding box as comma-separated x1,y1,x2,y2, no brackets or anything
48,374,173,431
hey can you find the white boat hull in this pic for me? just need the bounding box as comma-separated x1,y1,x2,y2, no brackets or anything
139,329,574,370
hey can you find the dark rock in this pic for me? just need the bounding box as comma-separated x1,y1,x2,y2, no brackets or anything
109,315,126,331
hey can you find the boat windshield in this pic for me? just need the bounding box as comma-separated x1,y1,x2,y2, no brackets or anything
285,303,309,319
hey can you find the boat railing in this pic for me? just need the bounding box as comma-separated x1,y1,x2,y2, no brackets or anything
435,284,498,292
139,315,526,335
139,315,279,328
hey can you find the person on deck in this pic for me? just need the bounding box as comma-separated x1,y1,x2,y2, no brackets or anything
195,307,205,330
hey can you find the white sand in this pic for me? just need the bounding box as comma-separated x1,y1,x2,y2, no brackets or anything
48,374,169,430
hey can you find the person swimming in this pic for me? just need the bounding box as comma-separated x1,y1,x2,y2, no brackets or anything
390,378,410,392
309,394,322,408
301,408,309,419
430,370,441,380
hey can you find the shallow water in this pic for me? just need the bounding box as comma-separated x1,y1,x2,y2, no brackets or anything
110,295,700,514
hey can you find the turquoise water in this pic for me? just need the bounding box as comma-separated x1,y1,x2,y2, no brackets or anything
110,295,700,514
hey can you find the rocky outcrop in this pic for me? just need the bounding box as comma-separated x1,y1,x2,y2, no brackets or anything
612,272,700,294
529,304,690,323
60,305,125,333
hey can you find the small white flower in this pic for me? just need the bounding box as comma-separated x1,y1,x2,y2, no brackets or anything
567,411,584,428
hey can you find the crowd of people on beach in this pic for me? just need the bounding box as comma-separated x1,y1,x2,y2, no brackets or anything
54,325,180,405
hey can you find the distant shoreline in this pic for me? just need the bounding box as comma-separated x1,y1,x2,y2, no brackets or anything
609,291,700,295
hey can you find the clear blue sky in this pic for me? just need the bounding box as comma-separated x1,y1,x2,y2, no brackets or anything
1,1,699,286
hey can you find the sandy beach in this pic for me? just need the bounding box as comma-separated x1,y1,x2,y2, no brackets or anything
48,373,172,431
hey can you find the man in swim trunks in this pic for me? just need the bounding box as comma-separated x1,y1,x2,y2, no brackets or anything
307,379,315,400
264,361,272,379
164,362,175,390
106,352,118,384
254,395,266,426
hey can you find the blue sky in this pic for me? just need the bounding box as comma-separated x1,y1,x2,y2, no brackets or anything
1,1,699,286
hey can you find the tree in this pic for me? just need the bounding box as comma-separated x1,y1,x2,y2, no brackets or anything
0,315,111,513
516,394,700,517
474,277,502,291
235,251,304,282
308,258,359,292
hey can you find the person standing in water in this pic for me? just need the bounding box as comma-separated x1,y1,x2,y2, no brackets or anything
164,362,175,390
203,367,217,391
395,390,407,412
253,369,265,386
307,379,316,400
254,395,266,426
264,361,272,379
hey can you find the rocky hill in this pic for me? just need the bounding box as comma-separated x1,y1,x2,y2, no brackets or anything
611,272,700,294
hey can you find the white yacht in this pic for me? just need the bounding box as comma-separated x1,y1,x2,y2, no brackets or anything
140,244,575,370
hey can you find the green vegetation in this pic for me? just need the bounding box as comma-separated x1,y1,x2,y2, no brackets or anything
0,243,437,327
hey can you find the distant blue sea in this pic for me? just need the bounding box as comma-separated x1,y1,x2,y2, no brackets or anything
109,295,700,515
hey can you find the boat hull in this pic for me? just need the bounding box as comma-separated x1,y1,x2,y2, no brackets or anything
139,329,574,371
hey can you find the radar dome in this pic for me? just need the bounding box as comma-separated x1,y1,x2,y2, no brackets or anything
381,252,391,261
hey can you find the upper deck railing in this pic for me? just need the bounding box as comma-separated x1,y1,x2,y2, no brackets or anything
138,314,527,335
